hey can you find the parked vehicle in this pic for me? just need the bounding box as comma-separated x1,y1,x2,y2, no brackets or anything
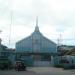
15,61,26,71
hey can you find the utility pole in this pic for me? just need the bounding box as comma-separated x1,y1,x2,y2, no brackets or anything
9,0,13,48
8,0,13,48
9,11,12,47
57,34,62,46
0,30,2,46
57,33,63,55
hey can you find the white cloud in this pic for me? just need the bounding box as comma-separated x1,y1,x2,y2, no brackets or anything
0,0,75,48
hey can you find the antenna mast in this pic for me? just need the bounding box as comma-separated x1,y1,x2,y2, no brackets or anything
9,8,13,48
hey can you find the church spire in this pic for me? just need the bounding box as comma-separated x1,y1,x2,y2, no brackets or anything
36,16,38,26
35,17,39,31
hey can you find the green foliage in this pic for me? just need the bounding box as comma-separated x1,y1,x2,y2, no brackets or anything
0,47,3,51
54,64,64,68
0,58,12,70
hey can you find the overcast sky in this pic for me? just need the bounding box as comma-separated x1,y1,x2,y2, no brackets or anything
0,0,75,48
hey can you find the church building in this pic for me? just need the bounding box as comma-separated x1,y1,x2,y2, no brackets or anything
16,19,57,66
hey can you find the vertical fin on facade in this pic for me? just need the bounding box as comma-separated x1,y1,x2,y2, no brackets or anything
35,17,39,31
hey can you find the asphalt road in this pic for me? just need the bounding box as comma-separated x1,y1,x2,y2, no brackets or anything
0,67,75,75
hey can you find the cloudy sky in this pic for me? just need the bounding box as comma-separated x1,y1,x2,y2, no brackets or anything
0,0,75,48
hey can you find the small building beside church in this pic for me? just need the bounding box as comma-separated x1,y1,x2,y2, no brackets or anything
16,21,57,66
0,38,15,69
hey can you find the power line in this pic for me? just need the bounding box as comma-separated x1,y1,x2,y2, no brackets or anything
52,39,75,40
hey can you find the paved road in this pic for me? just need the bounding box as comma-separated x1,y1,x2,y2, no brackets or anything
0,67,75,75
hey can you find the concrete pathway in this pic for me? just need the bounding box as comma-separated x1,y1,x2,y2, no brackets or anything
0,67,75,75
